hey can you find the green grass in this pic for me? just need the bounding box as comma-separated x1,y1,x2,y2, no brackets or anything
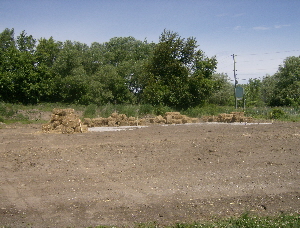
90,213,300,228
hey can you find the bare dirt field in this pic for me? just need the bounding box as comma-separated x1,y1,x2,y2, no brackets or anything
0,122,299,227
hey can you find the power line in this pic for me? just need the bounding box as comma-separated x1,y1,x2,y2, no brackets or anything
238,49,299,57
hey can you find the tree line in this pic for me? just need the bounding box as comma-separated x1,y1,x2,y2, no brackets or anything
0,28,299,108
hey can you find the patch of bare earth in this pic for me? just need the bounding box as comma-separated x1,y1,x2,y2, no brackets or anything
0,122,299,227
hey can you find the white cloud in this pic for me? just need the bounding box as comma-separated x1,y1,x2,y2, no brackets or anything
253,26,270,31
234,26,242,30
274,24,291,29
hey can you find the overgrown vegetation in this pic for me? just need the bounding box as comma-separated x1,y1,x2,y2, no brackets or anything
91,213,300,228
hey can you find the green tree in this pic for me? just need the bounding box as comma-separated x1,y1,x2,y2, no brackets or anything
244,78,264,106
208,73,234,106
261,74,276,105
52,40,90,103
270,56,300,106
35,37,62,102
142,30,217,109
0,28,18,102
0,29,41,104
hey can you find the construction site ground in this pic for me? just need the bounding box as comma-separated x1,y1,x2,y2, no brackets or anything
0,121,299,227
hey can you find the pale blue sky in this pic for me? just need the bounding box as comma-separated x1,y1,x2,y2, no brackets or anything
1,0,299,82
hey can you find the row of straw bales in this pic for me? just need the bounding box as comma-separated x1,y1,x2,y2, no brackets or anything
42,108,88,134
83,112,147,127
149,112,199,124
42,109,200,133
202,112,252,123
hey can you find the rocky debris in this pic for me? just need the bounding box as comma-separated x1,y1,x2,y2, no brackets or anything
42,108,88,134
202,112,253,123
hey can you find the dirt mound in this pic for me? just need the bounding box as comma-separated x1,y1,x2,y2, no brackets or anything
42,108,88,134
202,112,253,123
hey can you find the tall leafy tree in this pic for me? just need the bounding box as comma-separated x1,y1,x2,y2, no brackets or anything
142,30,217,109
35,37,62,101
0,29,40,104
244,78,264,106
0,28,18,102
270,56,300,106
208,73,234,106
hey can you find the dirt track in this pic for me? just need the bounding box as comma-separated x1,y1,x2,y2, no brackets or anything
0,122,299,227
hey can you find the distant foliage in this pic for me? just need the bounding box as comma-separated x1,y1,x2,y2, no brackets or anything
1,28,299,109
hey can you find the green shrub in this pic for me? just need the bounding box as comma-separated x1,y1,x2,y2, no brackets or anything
270,108,286,119
153,105,172,116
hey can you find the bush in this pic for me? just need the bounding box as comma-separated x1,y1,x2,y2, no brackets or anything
153,105,172,116
270,108,286,119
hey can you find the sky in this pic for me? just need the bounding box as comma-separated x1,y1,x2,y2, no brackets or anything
1,0,300,83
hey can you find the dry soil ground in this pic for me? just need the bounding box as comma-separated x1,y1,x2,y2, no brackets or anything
0,122,299,227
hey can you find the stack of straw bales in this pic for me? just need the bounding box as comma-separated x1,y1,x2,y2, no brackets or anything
83,112,146,127
83,111,198,127
42,108,88,134
202,112,252,123
150,112,198,124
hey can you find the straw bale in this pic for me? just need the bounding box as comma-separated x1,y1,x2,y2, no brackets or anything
165,112,180,116
119,121,129,126
92,118,104,127
165,115,173,124
107,116,114,122
174,119,182,124
83,118,93,127
74,124,88,133
191,118,199,123
208,116,217,122
81,125,88,132
128,116,136,121
42,108,90,134
111,112,118,118
119,114,127,120
61,126,74,134
108,121,116,127
138,119,146,125
174,114,183,119
154,115,166,124
129,121,137,126
62,115,80,128
50,114,60,121
182,117,192,124
51,121,61,129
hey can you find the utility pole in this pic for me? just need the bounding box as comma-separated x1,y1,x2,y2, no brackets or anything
231,54,237,109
